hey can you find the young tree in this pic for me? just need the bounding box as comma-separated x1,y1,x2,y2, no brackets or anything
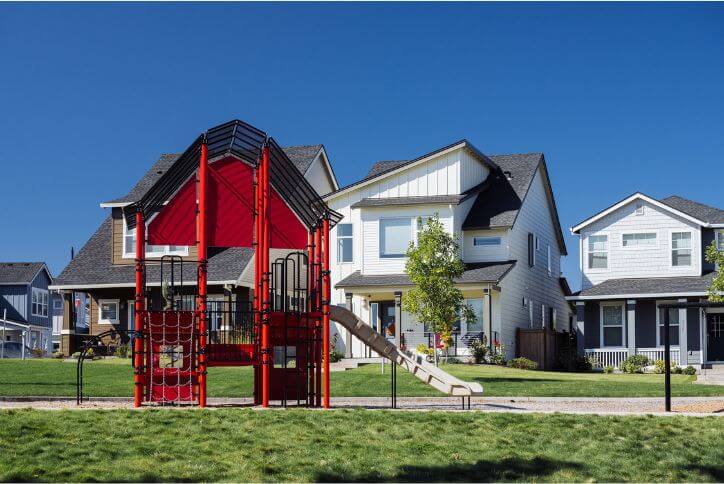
402,215,475,364
705,241,723,302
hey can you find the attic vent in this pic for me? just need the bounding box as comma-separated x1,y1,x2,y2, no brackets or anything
157,170,164,175
503,170,513,180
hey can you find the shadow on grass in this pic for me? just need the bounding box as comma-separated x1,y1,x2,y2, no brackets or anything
467,377,567,384
315,456,586,482
681,464,724,481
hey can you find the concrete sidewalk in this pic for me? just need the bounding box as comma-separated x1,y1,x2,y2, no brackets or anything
1,396,722,416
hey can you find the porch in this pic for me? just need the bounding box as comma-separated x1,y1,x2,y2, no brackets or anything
585,347,682,369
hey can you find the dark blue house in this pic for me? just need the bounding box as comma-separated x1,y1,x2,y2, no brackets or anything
0,262,54,354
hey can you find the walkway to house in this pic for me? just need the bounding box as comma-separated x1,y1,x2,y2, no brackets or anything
2,396,723,416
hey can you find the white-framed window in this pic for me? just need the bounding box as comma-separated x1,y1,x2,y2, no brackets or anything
535,236,541,251
379,218,412,258
671,231,692,267
622,232,657,248
528,301,534,328
122,218,188,259
552,308,557,331
473,236,501,247
716,230,724,252
547,244,552,276
541,304,546,328
462,298,484,332
98,299,119,325
600,302,625,347
337,223,353,263
587,234,608,269
656,302,680,347
31,288,48,317
635,201,645,215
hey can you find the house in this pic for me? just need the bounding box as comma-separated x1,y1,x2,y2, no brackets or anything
567,193,723,369
49,144,338,356
0,262,54,354
324,140,572,360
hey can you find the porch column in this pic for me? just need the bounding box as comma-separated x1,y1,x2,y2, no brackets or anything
345,292,353,358
575,301,585,356
483,287,492,348
626,300,636,356
394,291,402,349
678,298,687,366
60,291,75,356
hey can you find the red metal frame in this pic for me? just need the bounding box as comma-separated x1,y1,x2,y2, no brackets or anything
197,140,209,408
322,217,331,408
133,211,145,408
260,145,271,408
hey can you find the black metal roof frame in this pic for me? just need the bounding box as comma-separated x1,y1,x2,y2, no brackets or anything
124,119,342,230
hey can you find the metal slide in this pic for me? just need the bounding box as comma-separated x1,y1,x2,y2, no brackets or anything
329,306,483,396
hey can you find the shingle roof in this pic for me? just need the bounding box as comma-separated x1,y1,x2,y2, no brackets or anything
53,217,253,287
0,262,48,285
335,261,515,288
280,145,323,175
574,272,717,299
661,196,724,224
364,160,407,180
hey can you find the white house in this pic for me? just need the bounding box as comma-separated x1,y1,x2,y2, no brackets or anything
567,193,724,368
324,140,572,359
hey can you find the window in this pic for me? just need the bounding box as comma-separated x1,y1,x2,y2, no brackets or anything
588,235,608,269
528,302,534,328
635,201,645,215
31,288,48,317
98,299,119,325
657,305,680,347
716,230,724,252
600,303,624,347
379,218,411,258
541,304,546,328
535,236,541,251
337,223,353,263
552,308,557,331
622,232,657,247
547,244,552,275
522,297,528,308
462,298,484,332
671,232,692,267
122,219,188,259
528,233,535,267
473,236,501,247
273,346,297,368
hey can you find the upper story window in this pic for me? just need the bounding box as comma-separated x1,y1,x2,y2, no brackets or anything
31,288,48,317
337,223,353,263
473,236,501,247
527,233,535,267
671,232,692,267
547,244,552,276
622,232,657,247
379,218,412,258
587,235,608,269
122,219,188,259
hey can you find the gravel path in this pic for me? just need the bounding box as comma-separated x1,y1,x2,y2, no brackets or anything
1,396,722,416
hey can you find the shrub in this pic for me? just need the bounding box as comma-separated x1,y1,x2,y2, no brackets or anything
52,351,64,359
683,365,697,375
573,355,594,372
507,357,538,370
621,354,649,374
446,357,463,364
468,336,488,364
672,365,683,374
30,347,46,358
654,359,666,374
114,344,129,358
329,350,344,363
603,365,614,374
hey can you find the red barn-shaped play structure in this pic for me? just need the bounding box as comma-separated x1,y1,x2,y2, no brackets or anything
125,119,342,408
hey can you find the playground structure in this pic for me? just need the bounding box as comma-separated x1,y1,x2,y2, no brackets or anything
111,119,481,409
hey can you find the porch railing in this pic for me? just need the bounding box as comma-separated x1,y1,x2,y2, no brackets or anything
585,347,681,369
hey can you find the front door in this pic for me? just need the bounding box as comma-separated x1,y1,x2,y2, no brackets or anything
379,301,396,341
707,312,724,362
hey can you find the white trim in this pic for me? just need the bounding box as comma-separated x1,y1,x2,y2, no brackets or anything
50,280,238,290
621,231,658,250
571,193,710,233
31,287,49,317
98,299,119,325
378,217,413,259
547,244,552,276
60,329,75,335
99,202,131,208
669,230,693,269
473,236,502,247
121,216,189,259
336,222,354,264
567,291,710,301
585,232,609,272
599,301,626,348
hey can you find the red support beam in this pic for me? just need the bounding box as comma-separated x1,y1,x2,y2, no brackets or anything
322,217,331,408
197,141,209,408
253,163,261,406
133,211,146,408
261,145,271,408
314,224,322,407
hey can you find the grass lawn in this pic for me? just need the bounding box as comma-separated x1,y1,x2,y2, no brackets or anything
0,408,722,482
1,359,723,398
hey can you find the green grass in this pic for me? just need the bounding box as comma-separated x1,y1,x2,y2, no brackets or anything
1,359,723,398
0,408,722,482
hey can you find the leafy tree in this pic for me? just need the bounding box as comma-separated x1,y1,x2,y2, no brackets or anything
704,241,723,302
402,215,475,364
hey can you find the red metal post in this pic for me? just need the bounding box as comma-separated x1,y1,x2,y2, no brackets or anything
314,224,322,407
261,145,271,408
253,162,261,405
197,141,209,408
133,210,146,408
322,217,331,408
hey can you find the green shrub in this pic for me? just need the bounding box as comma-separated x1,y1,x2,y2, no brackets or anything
621,354,649,374
114,344,129,358
328,350,344,363
683,365,697,375
52,351,64,359
654,359,666,374
445,357,462,364
468,336,488,364
603,365,614,374
672,365,683,374
507,357,538,370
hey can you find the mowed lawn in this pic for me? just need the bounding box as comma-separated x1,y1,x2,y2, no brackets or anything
1,359,723,397
1,409,722,482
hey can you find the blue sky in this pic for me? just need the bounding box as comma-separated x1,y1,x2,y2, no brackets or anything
0,2,722,289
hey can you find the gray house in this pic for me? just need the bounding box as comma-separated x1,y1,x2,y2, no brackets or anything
0,262,54,354
567,193,723,369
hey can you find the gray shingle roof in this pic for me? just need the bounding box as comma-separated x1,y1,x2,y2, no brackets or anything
335,261,515,288
351,195,465,209
281,145,323,175
0,262,48,285
103,154,180,205
576,273,717,298
53,217,253,287
364,160,407,180
661,196,724,224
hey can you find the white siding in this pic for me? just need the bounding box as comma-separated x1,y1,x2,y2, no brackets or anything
459,148,490,193
463,229,511,263
304,155,336,196
580,199,702,289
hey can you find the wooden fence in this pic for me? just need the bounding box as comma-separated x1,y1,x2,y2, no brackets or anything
516,327,576,370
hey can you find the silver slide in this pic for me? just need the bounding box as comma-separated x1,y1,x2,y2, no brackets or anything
329,306,483,396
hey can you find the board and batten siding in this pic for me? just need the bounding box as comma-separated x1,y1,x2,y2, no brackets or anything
580,200,702,289
27,269,52,328
497,166,571,358
0,285,28,322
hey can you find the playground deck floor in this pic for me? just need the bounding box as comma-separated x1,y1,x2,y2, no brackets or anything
1,396,723,416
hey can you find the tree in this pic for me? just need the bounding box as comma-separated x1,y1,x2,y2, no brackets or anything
402,215,475,364
704,241,724,303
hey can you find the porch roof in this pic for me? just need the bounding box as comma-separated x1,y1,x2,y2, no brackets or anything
567,272,717,301
335,261,515,289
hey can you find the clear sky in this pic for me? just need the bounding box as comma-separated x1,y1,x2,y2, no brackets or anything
1,2,722,289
